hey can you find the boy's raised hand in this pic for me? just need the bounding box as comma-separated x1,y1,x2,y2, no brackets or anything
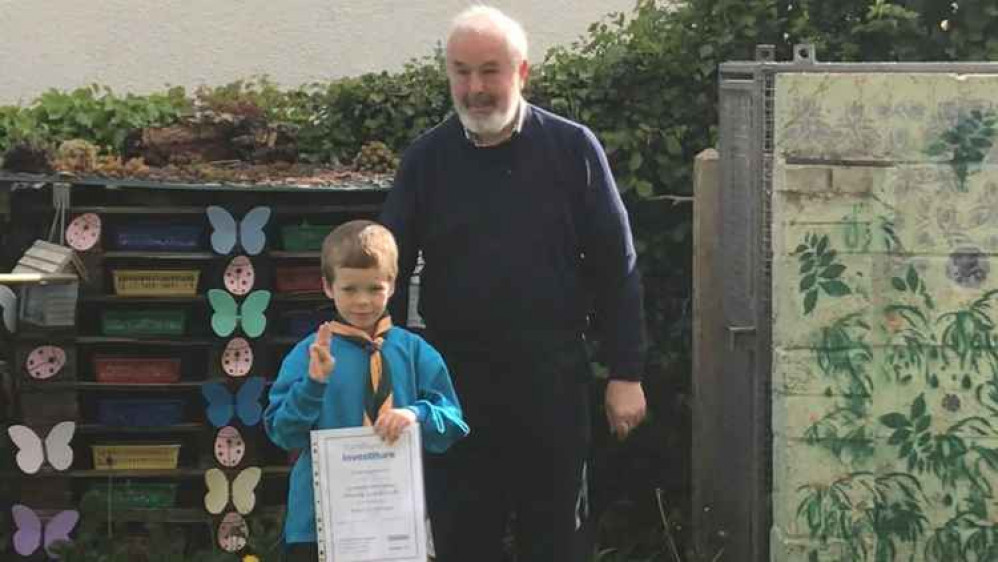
374,408,417,444
308,322,336,383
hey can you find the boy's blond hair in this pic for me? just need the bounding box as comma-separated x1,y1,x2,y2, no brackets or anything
321,220,399,282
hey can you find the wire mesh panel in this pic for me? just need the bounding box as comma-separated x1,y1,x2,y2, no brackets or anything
693,62,769,562
706,59,998,562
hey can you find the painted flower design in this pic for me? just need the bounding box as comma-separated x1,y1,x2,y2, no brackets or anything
942,394,961,413
782,97,838,155
946,246,989,288
935,205,958,231
884,311,904,334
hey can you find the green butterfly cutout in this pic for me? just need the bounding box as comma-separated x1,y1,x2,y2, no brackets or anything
208,289,271,338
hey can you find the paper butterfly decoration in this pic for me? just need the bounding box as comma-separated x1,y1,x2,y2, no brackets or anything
12,505,80,559
218,512,249,552
221,338,253,378
204,466,262,515
0,284,16,333
202,377,265,427
206,206,271,256
65,213,101,252
25,346,67,380
7,421,76,474
208,289,271,338
214,426,247,468
223,256,255,296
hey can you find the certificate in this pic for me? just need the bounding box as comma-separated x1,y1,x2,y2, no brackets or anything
310,425,427,562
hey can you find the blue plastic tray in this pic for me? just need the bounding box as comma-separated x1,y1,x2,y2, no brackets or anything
111,223,202,251
98,399,184,427
284,309,332,338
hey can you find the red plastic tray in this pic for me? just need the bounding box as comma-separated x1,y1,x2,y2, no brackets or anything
275,265,323,293
94,356,181,384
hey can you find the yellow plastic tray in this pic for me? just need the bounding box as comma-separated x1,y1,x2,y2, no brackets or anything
113,270,199,297
92,444,181,470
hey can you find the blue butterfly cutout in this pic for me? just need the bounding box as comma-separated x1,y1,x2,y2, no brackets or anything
202,376,265,427
206,206,271,255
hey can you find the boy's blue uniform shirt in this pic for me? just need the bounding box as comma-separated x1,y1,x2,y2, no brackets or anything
264,326,469,544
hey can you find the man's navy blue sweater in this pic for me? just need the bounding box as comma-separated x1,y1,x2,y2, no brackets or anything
380,104,645,379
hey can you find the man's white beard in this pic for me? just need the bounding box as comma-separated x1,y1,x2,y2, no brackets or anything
455,96,519,138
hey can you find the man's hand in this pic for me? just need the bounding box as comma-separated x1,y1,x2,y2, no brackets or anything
374,408,417,444
308,322,336,383
605,380,646,440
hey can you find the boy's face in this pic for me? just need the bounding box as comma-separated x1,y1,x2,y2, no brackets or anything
323,267,395,334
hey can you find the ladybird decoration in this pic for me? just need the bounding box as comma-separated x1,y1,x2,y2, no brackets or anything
223,256,256,296
218,512,250,552
214,426,247,468
24,346,67,380
221,337,254,378
65,213,101,251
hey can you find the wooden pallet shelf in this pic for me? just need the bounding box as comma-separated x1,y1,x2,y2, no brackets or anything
2,176,386,543
101,251,218,260
77,423,206,434
5,466,292,479
20,379,275,391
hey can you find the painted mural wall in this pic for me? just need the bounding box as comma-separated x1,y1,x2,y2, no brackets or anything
771,72,998,561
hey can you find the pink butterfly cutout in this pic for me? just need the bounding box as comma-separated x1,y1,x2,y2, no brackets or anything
12,505,80,559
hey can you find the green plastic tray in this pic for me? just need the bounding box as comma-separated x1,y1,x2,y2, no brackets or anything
102,309,187,336
87,482,178,508
282,224,332,252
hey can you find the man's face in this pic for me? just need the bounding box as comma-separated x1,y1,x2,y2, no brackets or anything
446,28,528,138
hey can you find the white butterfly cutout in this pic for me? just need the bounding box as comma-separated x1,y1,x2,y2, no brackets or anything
0,284,17,333
7,421,76,474
204,466,262,515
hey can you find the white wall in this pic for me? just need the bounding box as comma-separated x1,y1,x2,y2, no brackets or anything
0,0,643,104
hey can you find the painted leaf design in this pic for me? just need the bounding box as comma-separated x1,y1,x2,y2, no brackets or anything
906,266,919,291
911,394,926,419
880,413,910,429
821,280,850,296
821,264,845,279
803,291,818,315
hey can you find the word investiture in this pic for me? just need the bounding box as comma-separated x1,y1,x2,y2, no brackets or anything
342,451,396,462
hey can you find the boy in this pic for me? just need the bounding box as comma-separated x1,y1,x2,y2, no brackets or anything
264,220,469,561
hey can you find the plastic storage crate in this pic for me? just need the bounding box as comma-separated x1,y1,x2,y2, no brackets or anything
111,223,202,252
94,356,181,384
92,443,181,470
113,270,200,297
274,265,322,293
283,308,330,338
19,283,79,327
102,309,187,337
97,398,184,427
87,482,179,508
281,224,331,252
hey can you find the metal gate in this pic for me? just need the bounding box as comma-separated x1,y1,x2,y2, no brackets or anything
697,54,998,562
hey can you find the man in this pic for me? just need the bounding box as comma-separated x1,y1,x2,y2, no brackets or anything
379,6,647,562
